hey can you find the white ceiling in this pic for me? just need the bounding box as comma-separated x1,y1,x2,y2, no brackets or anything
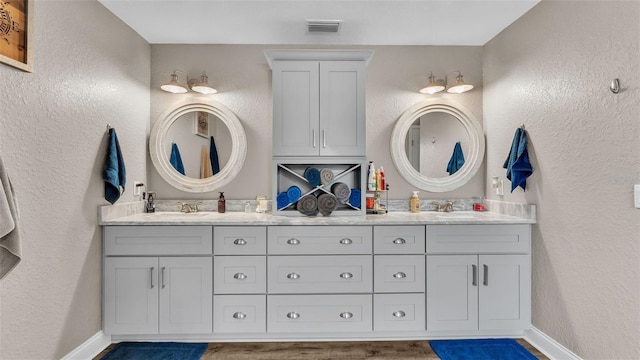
98,0,540,46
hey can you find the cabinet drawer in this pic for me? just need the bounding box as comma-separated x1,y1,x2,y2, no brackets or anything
373,226,425,254
374,255,425,293
268,255,372,294
214,256,266,294
426,225,531,254
214,295,266,333
374,294,425,332
214,226,266,255
267,294,372,333
104,226,212,255
268,226,372,254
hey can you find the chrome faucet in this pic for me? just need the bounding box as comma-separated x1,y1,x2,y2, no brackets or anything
178,201,201,213
432,200,454,212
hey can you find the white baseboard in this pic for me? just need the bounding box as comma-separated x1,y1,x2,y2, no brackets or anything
61,331,112,360
524,326,582,360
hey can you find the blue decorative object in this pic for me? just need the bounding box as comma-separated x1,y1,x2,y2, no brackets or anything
503,127,533,192
430,338,537,360
304,167,321,187
100,342,207,360
209,136,220,175
276,191,290,210
446,141,465,175
104,128,126,204
170,143,185,175
287,185,302,203
349,188,361,208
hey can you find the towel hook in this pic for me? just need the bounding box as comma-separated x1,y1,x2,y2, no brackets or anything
519,124,525,129
106,124,112,130
610,78,620,94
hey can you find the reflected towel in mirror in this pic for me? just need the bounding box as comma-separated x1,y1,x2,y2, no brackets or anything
170,143,185,175
210,136,220,175
200,145,213,179
0,155,21,279
104,128,127,204
503,127,533,192
446,141,465,175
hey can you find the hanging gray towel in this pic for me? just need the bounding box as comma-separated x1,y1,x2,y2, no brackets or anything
0,155,21,279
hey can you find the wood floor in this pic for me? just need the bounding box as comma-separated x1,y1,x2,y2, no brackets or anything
95,339,549,360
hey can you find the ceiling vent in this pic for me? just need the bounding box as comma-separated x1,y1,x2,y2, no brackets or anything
306,19,342,34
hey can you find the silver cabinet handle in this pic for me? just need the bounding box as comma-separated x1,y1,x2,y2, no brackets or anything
233,312,247,320
287,272,300,280
233,238,247,245
472,264,478,286
312,129,316,148
393,272,406,279
287,238,300,245
483,264,488,286
287,312,300,319
393,311,406,318
340,312,353,319
340,272,353,279
339,238,353,245
393,238,406,245
161,267,166,288
322,129,326,148
234,272,247,280
150,267,155,289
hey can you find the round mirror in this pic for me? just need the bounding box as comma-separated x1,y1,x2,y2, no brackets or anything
150,100,247,193
390,98,485,192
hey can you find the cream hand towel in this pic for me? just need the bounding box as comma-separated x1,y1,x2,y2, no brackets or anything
200,145,213,179
0,156,21,279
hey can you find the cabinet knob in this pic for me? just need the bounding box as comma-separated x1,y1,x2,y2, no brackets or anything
233,238,247,245
393,238,406,245
393,311,406,318
339,238,353,245
233,273,247,280
340,272,353,279
233,312,247,320
287,238,301,245
393,272,407,279
287,312,300,320
287,272,301,280
340,312,354,319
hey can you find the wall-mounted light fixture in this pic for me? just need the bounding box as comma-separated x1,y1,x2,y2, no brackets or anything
160,70,218,94
419,71,473,95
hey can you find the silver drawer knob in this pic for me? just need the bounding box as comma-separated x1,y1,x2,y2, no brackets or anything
340,272,353,279
393,238,406,244
393,311,406,318
233,238,247,245
340,312,354,319
233,272,247,280
287,272,300,280
339,238,353,245
393,272,407,279
287,312,300,319
233,312,247,319
287,238,301,245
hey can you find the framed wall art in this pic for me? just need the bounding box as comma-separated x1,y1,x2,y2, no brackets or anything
195,111,209,138
0,0,33,72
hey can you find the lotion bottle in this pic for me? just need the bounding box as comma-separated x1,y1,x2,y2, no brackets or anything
218,192,226,213
367,161,376,191
410,191,420,213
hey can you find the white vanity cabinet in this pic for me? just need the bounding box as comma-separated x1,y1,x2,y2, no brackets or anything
426,225,531,333
272,60,366,157
103,226,213,335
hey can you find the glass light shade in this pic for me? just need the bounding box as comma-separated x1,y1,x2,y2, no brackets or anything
447,74,474,94
191,75,217,94
161,74,188,94
419,74,445,94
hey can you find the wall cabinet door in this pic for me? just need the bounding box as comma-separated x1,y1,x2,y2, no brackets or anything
272,60,365,157
104,257,159,335
159,257,213,334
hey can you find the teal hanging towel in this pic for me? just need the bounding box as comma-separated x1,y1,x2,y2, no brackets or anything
503,127,533,192
446,141,465,175
170,143,185,175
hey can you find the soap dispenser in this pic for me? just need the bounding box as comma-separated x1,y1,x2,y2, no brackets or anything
218,192,226,213
410,191,420,213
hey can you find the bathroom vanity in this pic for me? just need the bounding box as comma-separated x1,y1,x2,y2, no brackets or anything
101,209,533,342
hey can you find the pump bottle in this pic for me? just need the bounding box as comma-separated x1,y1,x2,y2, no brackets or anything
218,192,226,213
410,191,420,213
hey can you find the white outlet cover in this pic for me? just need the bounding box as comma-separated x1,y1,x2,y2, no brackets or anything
634,184,640,209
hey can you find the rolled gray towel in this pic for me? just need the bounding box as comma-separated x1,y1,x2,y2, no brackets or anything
320,168,334,185
331,182,351,204
317,193,338,216
297,194,318,216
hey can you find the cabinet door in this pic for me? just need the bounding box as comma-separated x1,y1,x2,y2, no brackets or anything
426,255,478,331
319,61,366,156
479,255,530,330
158,257,213,334
272,61,320,156
104,257,159,335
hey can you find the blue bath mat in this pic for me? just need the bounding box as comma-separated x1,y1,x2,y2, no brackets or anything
429,338,537,360
101,342,207,360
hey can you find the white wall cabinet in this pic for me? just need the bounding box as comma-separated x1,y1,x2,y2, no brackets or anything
272,60,366,157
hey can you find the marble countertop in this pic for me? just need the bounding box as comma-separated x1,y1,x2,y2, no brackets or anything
99,210,535,226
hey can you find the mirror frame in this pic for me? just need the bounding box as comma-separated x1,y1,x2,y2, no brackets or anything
149,99,247,193
390,98,485,192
